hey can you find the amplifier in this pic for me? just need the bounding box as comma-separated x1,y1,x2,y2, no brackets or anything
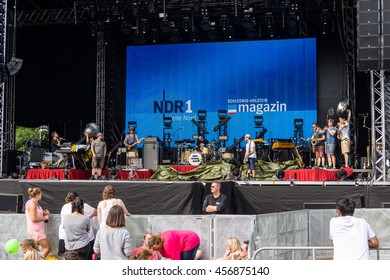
0,194,23,213
272,142,295,149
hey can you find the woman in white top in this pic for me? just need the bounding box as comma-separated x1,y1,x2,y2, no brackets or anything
58,191,97,259
97,185,130,229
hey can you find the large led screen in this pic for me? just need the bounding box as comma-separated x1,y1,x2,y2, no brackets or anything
125,38,316,147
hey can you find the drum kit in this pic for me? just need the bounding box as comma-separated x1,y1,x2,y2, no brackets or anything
178,142,235,166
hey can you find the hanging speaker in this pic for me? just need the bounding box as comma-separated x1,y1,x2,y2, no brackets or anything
6,57,23,76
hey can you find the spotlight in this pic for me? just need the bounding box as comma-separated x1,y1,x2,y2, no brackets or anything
201,17,211,31
320,9,329,35
182,17,191,32
140,19,149,35
128,121,137,131
287,12,298,37
336,168,348,180
20,168,27,179
110,168,119,179
218,110,227,120
120,21,132,36
242,15,253,29
198,110,207,121
163,117,172,128
246,28,257,39
151,28,159,43
160,19,170,33
294,119,303,129
6,57,23,76
192,27,199,42
276,168,285,180
265,12,274,38
220,15,229,31
254,116,263,127
207,28,218,40
63,168,69,180
170,28,180,42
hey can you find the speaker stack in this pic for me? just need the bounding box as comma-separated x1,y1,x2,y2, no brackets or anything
357,0,390,70
143,137,159,171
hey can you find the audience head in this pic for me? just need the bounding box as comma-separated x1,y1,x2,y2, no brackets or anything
137,249,153,260
227,237,241,253
102,185,115,200
211,181,221,194
336,197,356,216
40,161,48,169
65,191,79,203
149,235,164,251
24,248,42,260
240,240,249,260
106,205,125,228
71,197,84,214
20,239,39,254
143,232,153,247
28,187,42,199
63,251,79,260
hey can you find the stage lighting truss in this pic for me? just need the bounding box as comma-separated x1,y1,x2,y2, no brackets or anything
294,118,303,130
218,109,227,120
197,110,207,121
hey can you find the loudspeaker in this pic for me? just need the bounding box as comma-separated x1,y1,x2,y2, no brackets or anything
29,148,44,162
116,152,127,166
0,194,23,213
143,137,159,170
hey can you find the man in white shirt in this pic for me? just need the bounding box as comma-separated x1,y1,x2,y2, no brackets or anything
329,197,379,260
243,134,256,180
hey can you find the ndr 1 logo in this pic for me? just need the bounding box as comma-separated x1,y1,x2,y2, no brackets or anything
154,100,193,113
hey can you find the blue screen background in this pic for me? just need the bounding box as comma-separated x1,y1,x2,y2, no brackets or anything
126,38,317,147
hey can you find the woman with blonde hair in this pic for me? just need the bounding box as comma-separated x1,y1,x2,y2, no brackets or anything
220,237,241,260
94,205,132,260
24,248,42,260
25,187,51,259
97,185,130,229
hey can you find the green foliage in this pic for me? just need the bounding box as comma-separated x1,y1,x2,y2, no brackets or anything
15,126,49,152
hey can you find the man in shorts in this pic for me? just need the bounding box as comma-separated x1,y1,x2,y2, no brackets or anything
91,132,107,180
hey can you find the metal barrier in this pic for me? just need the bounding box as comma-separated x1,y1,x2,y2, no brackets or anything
252,246,390,260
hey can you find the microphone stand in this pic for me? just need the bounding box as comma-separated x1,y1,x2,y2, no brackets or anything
173,127,184,180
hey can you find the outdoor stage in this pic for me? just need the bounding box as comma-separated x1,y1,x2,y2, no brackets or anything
0,162,388,215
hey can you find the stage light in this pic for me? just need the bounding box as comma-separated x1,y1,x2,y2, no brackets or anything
198,110,207,121
120,21,132,36
151,28,159,43
110,168,119,179
254,116,263,127
336,168,348,180
128,121,137,131
182,17,191,32
132,1,140,17
131,29,144,45
242,15,253,29
287,12,298,37
140,19,149,35
266,12,274,38
170,28,180,42
276,168,285,180
163,117,172,128
20,168,27,179
220,15,229,31
294,119,303,129
160,19,170,33
192,27,199,42
208,28,218,40
63,168,69,180
6,57,23,77
201,17,211,31
218,110,227,120
320,9,329,35
246,28,257,39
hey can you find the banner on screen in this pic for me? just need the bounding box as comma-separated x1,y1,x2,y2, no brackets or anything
126,38,317,147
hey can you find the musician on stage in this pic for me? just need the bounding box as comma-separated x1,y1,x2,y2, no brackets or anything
243,134,256,180
338,116,350,168
91,132,107,180
51,131,66,167
323,118,337,169
196,134,210,149
311,122,326,168
124,127,140,168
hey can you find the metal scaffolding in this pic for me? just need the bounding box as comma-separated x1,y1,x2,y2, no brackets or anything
371,70,387,182
0,0,8,177
96,31,106,134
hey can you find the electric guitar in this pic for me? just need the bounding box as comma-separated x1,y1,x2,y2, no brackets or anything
126,137,145,150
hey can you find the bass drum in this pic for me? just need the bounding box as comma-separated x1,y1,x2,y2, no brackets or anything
188,151,203,166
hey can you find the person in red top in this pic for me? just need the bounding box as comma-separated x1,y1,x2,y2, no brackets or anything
132,232,158,260
149,230,200,260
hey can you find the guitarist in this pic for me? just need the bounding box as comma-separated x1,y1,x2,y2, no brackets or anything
124,127,140,168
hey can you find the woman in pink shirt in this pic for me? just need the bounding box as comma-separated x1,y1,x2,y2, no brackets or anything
149,230,200,260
